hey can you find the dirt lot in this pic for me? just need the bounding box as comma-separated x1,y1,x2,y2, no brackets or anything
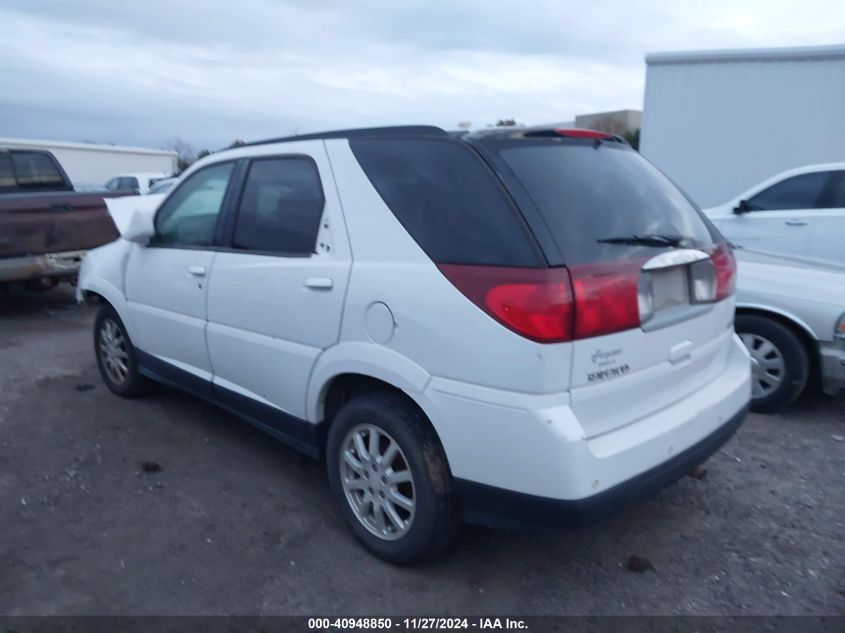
1,286,843,616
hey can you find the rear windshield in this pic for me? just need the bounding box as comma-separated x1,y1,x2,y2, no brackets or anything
0,150,68,193
350,138,541,266
481,139,716,265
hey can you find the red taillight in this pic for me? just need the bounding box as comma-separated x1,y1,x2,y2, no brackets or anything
438,262,645,343
553,128,612,140
437,265,574,342
569,260,643,339
709,242,736,301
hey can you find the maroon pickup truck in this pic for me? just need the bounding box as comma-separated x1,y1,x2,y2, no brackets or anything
0,148,120,290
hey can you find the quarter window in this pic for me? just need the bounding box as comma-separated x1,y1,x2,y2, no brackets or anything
747,172,830,211
350,138,540,266
232,157,325,255
154,162,234,247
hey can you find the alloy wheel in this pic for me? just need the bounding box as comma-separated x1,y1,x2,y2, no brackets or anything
99,318,129,386
339,423,416,541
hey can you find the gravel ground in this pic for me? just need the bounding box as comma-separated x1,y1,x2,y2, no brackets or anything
1,286,843,616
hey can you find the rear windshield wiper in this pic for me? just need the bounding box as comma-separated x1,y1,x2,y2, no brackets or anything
596,234,692,248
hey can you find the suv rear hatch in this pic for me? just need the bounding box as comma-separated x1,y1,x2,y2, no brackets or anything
469,129,737,438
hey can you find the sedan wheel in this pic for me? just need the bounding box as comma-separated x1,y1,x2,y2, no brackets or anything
735,314,809,413
740,333,785,399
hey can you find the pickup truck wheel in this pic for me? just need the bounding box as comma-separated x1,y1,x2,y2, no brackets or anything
326,391,459,564
736,315,809,413
94,305,149,398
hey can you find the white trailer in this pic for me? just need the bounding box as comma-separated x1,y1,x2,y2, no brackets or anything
640,44,845,208
0,137,178,187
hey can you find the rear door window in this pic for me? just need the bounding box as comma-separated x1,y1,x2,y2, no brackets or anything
482,139,715,265
350,138,541,266
232,157,325,255
117,176,140,191
823,171,845,208
747,171,829,210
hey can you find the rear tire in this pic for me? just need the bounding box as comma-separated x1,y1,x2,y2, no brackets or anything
94,304,150,398
736,314,809,413
326,391,459,564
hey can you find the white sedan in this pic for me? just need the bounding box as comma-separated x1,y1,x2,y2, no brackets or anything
705,163,845,265
735,248,845,412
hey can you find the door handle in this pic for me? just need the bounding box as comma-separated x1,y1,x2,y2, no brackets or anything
785,219,807,226
188,265,207,277
304,277,333,290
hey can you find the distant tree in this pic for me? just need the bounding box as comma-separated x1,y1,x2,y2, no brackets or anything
162,137,197,173
196,149,212,160
493,118,520,127
623,128,640,151
228,139,247,148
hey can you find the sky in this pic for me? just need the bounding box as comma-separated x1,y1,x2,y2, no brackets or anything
1,0,844,154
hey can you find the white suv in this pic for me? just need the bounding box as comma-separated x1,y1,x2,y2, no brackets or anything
78,125,751,563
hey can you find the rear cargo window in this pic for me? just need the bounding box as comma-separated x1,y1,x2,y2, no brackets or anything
0,155,14,190
10,151,66,189
485,140,715,265
350,138,541,266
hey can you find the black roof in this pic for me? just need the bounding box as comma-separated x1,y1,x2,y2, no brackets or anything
245,125,449,147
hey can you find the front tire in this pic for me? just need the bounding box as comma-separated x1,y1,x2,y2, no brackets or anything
326,391,459,564
94,304,150,398
736,314,809,413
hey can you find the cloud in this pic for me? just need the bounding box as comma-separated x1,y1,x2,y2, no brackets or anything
1,0,843,150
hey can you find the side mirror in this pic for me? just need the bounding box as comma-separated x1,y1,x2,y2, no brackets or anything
122,208,155,245
733,199,751,215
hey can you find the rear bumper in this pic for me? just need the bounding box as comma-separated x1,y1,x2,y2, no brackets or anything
456,402,748,529
0,250,86,283
420,332,751,527
820,339,845,395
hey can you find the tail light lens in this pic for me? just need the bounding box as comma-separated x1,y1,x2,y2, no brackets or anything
437,265,574,342
835,314,845,339
439,262,644,343
709,242,737,301
439,247,732,344
568,261,643,339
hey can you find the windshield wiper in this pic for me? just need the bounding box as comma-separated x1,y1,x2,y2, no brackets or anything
596,234,691,248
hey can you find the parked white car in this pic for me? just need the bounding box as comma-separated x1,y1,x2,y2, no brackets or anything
78,125,750,562
148,177,177,195
735,248,845,412
104,172,170,195
704,163,845,265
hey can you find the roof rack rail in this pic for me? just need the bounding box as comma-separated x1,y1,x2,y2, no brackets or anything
245,125,449,147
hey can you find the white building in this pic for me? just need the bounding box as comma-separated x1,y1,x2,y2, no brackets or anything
574,109,641,135
640,44,845,207
0,137,178,186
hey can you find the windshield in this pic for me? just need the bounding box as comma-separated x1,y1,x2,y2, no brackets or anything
482,140,716,265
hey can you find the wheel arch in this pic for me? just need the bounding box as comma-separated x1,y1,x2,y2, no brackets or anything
80,277,134,336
